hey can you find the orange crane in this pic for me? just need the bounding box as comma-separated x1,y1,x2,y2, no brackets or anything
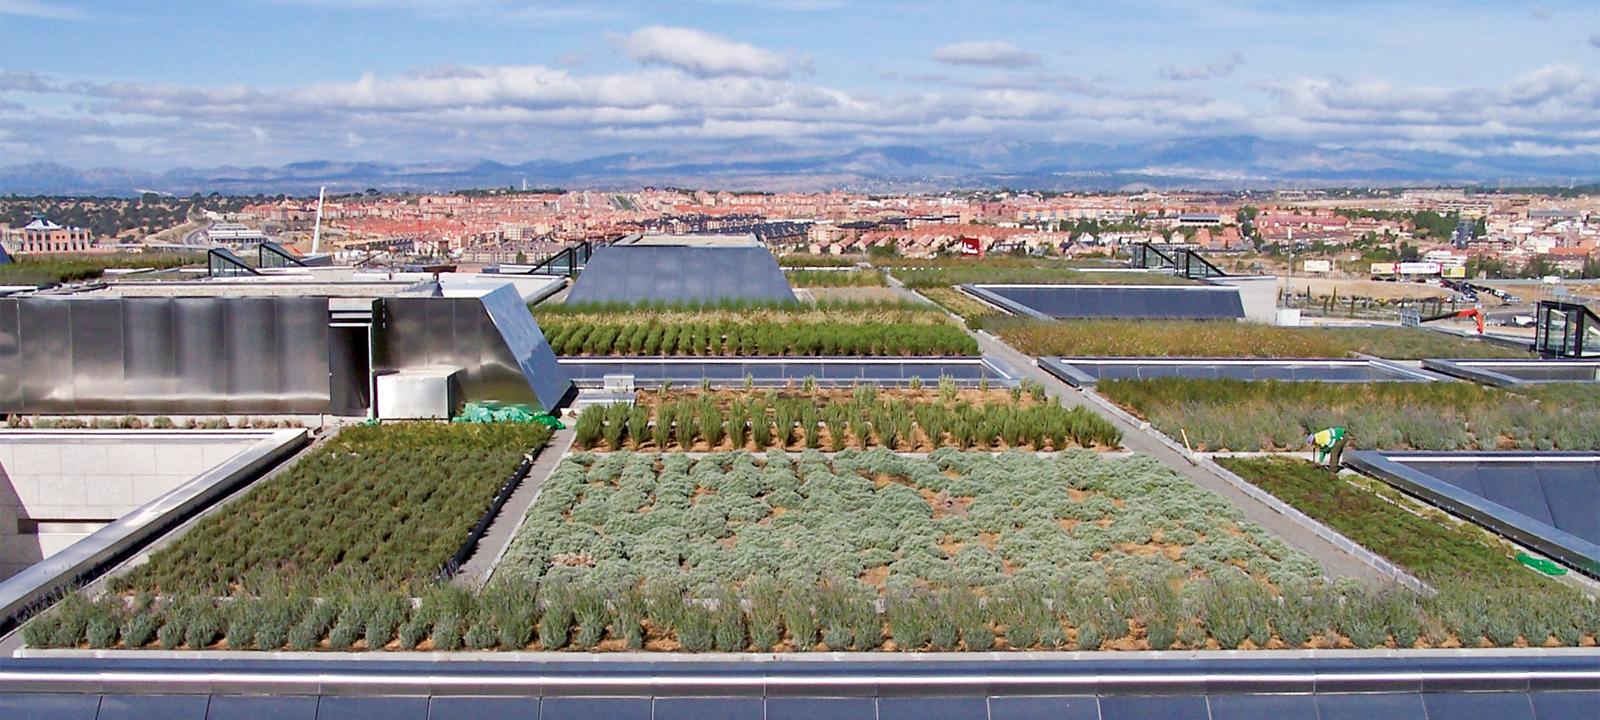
1422,307,1485,334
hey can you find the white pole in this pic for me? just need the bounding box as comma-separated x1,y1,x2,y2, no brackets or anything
311,185,326,254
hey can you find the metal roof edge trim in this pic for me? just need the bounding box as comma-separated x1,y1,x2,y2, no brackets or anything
0,652,1596,697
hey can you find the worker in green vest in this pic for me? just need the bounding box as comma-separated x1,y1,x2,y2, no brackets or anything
1306,426,1348,468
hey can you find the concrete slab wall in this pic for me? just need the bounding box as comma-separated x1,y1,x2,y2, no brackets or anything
1209,276,1280,324
0,433,259,579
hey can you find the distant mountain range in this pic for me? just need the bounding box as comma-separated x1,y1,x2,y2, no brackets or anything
5,137,1599,195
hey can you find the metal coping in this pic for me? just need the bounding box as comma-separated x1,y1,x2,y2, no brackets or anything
1038,357,1447,388
1346,451,1600,578
0,430,309,634
1421,358,1600,386
963,284,1244,321
557,356,1018,388
0,652,1596,698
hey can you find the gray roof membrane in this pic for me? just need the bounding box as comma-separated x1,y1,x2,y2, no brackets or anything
966,284,1244,320
1422,359,1600,386
1348,451,1600,577
566,245,795,305
1039,357,1443,387
1417,460,1600,546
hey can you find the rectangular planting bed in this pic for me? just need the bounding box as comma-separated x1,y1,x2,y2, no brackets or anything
1040,357,1448,387
500,449,1323,601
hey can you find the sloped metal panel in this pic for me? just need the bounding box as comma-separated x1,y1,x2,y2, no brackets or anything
567,245,796,305
480,284,572,412
968,284,1245,320
375,286,572,413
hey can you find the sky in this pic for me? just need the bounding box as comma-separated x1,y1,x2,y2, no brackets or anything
1,0,1598,172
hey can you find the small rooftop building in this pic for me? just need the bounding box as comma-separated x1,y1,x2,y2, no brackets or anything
566,234,796,305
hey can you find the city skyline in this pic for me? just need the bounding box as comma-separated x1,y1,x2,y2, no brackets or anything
2,1,1599,180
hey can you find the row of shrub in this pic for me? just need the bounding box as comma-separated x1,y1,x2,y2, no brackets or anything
0,252,193,286
785,269,885,287
540,319,978,356
916,287,999,327
984,318,1532,359
533,298,936,317
779,254,860,268
1098,378,1600,451
571,385,1120,451
26,574,1598,652
112,422,551,594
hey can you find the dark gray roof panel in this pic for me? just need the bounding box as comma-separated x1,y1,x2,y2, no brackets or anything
567,246,796,305
988,696,1100,720
1315,692,1428,720
0,693,100,720
538,697,652,720
1422,692,1537,720
1099,694,1210,719
205,695,319,720
1206,694,1320,720
651,697,763,720
1038,357,1444,386
97,694,209,720
1529,690,1600,719
878,697,990,720
426,696,538,720
315,696,428,720
1406,460,1600,545
765,698,877,720
966,284,1244,320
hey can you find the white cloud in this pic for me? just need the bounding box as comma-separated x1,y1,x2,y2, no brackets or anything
0,0,83,20
6,50,1599,173
932,41,1040,69
620,26,794,79
1157,53,1243,81
263,0,615,24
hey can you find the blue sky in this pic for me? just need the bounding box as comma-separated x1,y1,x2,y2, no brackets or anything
2,0,1598,171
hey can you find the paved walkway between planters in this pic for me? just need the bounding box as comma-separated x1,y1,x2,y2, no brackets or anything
452,427,575,590
965,324,1395,587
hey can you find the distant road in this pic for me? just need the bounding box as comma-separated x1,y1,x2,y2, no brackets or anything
181,220,212,245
